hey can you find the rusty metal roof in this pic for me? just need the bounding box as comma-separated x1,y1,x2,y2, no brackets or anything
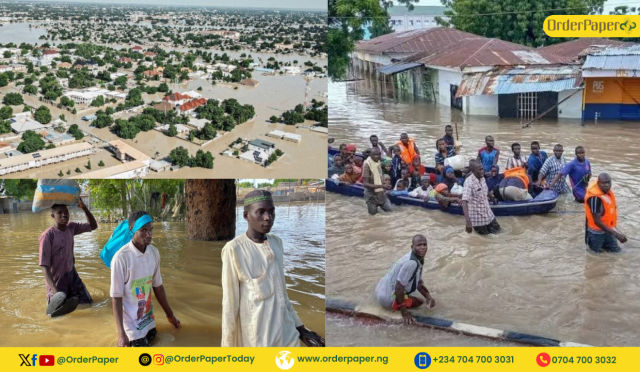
404,38,566,69
537,38,632,61
356,27,482,54
456,66,582,97
377,62,422,75
583,45,640,70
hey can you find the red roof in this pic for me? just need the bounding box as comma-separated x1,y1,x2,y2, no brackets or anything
537,38,633,61
144,51,156,56
162,92,192,102
43,50,59,55
356,27,482,55
143,70,162,76
404,38,566,68
178,98,207,112
119,57,132,63
132,46,143,50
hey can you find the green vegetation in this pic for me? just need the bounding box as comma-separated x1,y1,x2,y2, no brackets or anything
3,93,23,106
34,105,52,124
68,124,85,140
17,130,46,153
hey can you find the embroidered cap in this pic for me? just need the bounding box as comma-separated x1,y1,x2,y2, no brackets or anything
243,190,274,206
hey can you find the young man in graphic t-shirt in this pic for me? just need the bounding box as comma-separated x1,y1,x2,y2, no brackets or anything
110,211,181,347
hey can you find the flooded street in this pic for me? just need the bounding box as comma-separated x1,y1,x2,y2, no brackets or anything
327,81,640,346
0,202,324,346
0,71,327,179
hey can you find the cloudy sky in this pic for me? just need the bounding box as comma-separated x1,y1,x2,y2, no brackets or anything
33,0,325,10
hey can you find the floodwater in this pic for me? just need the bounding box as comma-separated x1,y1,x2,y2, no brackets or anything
327,81,640,346
0,68,327,179
0,202,325,346
0,22,47,44
326,316,522,347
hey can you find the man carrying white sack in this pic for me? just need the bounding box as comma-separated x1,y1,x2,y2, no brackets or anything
38,198,98,317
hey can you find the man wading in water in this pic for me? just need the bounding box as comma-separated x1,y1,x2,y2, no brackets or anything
221,190,325,347
362,147,393,215
375,234,436,325
110,211,181,347
39,199,97,317
584,173,627,253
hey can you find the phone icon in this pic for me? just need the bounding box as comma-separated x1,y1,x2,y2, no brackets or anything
414,352,431,369
536,352,550,367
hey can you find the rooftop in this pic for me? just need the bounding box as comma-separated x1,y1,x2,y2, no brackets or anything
0,142,93,169
249,139,275,149
109,139,151,161
70,160,148,179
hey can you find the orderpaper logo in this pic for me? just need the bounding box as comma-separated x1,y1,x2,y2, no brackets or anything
275,351,294,370
544,15,640,37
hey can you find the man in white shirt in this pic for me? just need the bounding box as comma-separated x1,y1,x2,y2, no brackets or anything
110,211,181,347
221,190,324,347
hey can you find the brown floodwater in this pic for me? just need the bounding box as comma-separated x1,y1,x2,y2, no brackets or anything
0,63,327,179
327,80,640,346
326,316,522,347
0,202,325,347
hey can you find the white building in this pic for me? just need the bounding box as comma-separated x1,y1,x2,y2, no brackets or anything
10,116,48,134
282,66,300,75
71,160,150,179
63,87,111,105
266,130,286,139
0,65,13,73
283,133,302,143
387,6,449,33
0,142,95,176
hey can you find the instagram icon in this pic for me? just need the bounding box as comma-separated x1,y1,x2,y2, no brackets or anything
153,354,164,365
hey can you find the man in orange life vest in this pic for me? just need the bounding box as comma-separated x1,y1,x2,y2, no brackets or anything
585,173,627,253
397,133,420,165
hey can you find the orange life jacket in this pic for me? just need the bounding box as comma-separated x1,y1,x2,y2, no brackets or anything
584,182,617,231
397,139,417,165
503,167,529,190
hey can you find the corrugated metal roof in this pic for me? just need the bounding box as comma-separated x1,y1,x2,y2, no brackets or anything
356,27,482,54
583,55,640,70
537,38,632,60
377,62,422,75
590,44,640,55
457,67,581,97
387,6,448,16
404,38,565,69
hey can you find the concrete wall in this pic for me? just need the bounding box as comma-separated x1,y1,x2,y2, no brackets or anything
465,95,499,116
558,89,583,119
0,198,33,213
436,69,462,107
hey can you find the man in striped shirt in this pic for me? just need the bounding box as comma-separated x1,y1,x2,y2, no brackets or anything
537,144,570,194
505,142,528,170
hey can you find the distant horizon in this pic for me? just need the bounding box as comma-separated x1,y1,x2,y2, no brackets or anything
17,0,327,11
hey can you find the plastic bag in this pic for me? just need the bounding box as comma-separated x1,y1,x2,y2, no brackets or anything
32,179,81,213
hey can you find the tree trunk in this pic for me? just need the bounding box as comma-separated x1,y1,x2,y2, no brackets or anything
120,181,128,219
186,180,236,241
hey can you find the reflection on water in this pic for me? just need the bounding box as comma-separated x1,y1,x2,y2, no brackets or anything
0,202,324,346
327,81,640,346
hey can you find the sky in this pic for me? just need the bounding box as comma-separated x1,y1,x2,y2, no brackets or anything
397,0,628,13
31,0,326,10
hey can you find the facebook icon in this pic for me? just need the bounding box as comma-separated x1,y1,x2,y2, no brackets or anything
31,355,38,366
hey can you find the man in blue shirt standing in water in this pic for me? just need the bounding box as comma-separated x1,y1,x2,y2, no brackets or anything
477,135,500,173
549,146,591,202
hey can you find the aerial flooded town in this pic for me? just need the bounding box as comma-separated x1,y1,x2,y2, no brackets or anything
0,1,327,179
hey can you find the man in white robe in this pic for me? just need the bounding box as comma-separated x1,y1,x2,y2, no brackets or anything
221,190,324,347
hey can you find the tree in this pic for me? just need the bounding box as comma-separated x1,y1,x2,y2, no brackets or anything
158,82,169,92
68,123,85,140
113,118,140,139
98,160,105,166
167,123,178,137
0,105,12,120
437,0,606,47
1,179,38,201
0,73,7,87
3,92,23,106
23,84,37,95
90,95,105,107
190,149,214,169
185,180,236,240
86,160,92,170
0,120,10,134
17,130,46,153
93,110,114,129
115,75,127,89
295,104,305,114
202,122,217,140
34,105,52,124
169,146,190,167
329,0,413,81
